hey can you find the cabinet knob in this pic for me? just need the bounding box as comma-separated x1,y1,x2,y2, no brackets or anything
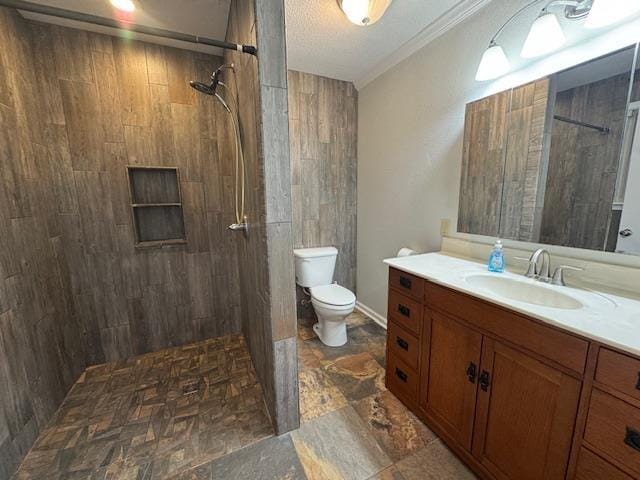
399,276,412,289
398,304,411,317
479,370,491,392
625,427,640,452
636,372,640,391
466,362,477,383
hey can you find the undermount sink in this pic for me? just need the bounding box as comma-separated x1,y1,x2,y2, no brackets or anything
464,274,584,310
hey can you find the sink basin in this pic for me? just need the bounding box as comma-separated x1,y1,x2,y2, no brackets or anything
464,274,584,310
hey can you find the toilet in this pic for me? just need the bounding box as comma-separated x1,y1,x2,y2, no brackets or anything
294,247,356,347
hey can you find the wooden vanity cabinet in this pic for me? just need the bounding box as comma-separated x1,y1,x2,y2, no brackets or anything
472,339,581,480
419,310,482,451
385,267,640,480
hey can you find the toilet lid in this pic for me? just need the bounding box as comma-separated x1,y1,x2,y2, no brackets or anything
311,284,356,307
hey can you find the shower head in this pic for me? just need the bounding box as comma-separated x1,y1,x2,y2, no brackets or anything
190,68,221,95
190,80,217,95
190,64,233,96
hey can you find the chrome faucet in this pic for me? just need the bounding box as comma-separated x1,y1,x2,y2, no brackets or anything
515,248,551,282
530,248,551,282
516,249,584,286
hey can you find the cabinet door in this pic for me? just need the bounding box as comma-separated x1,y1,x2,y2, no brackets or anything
420,310,483,450
472,339,581,480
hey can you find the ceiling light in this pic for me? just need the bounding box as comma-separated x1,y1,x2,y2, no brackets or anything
585,0,640,28
476,42,511,81
110,0,135,12
521,12,566,58
338,0,393,26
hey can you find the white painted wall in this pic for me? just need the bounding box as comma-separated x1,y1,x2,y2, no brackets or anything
357,0,640,318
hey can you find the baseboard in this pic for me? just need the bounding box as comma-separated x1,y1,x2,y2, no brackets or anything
356,301,387,329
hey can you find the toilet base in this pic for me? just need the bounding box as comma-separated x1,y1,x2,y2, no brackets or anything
313,321,347,347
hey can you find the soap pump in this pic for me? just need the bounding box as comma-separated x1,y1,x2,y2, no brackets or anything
488,239,505,273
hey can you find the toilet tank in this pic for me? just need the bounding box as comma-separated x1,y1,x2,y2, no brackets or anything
293,247,338,288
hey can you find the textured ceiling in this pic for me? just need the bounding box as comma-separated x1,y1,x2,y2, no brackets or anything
284,0,490,87
19,0,231,55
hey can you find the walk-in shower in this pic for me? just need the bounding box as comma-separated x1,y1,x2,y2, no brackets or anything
191,64,248,233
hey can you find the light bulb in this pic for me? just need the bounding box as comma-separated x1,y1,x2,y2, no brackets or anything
585,0,640,28
476,43,510,81
339,0,392,26
341,0,370,25
110,0,135,12
521,12,566,58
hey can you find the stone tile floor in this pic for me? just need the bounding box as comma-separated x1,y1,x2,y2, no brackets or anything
13,335,274,480
14,312,477,480
175,311,477,480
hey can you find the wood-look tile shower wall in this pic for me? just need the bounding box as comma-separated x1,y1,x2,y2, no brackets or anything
32,21,242,364
0,7,243,475
0,10,86,477
224,0,300,434
288,71,358,291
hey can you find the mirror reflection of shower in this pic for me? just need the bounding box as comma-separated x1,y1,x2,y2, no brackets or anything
190,64,248,233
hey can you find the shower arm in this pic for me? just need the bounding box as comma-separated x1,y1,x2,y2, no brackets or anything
0,0,258,56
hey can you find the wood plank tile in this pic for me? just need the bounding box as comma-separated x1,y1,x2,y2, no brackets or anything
92,50,125,143
113,39,151,127
59,79,105,171
51,24,94,83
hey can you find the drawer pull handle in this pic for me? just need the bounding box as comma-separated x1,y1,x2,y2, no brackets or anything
466,362,477,384
398,305,411,317
479,370,491,392
395,368,408,383
396,337,409,351
399,276,412,289
636,372,640,391
625,427,640,452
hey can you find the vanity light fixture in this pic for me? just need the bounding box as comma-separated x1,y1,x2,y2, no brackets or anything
110,0,135,13
476,0,640,81
521,10,566,58
337,0,393,26
475,42,511,81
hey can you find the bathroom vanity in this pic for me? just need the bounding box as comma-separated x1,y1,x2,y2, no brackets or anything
384,253,640,480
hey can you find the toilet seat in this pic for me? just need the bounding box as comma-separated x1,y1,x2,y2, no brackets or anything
310,284,355,307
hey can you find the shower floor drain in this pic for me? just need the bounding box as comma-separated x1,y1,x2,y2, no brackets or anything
182,381,200,396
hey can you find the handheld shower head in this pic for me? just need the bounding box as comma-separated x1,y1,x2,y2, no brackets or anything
189,80,215,95
190,64,234,96
190,68,221,95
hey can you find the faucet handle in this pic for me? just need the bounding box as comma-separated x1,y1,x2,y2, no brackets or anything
551,265,584,286
514,256,537,278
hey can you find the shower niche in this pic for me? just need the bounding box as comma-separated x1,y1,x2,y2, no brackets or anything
127,166,187,247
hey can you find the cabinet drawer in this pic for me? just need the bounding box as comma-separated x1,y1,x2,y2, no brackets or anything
575,448,632,480
596,348,640,402
387,289,422,335
584,389,640,475
387,353,419,403
389,268,424,301
387,320,420,370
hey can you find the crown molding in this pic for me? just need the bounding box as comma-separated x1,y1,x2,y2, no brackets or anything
354,0,493,89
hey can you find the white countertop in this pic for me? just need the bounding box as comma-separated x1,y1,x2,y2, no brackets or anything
384,252,640,357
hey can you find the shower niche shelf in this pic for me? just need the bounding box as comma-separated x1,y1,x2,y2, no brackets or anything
127,166,187,248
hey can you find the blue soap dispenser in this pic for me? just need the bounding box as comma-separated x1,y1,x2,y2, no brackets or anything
488,239,505,273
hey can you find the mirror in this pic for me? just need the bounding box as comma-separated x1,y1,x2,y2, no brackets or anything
458,44,640,255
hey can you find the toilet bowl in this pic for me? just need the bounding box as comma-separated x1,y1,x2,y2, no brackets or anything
293,247,357,347
310,284,356,347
